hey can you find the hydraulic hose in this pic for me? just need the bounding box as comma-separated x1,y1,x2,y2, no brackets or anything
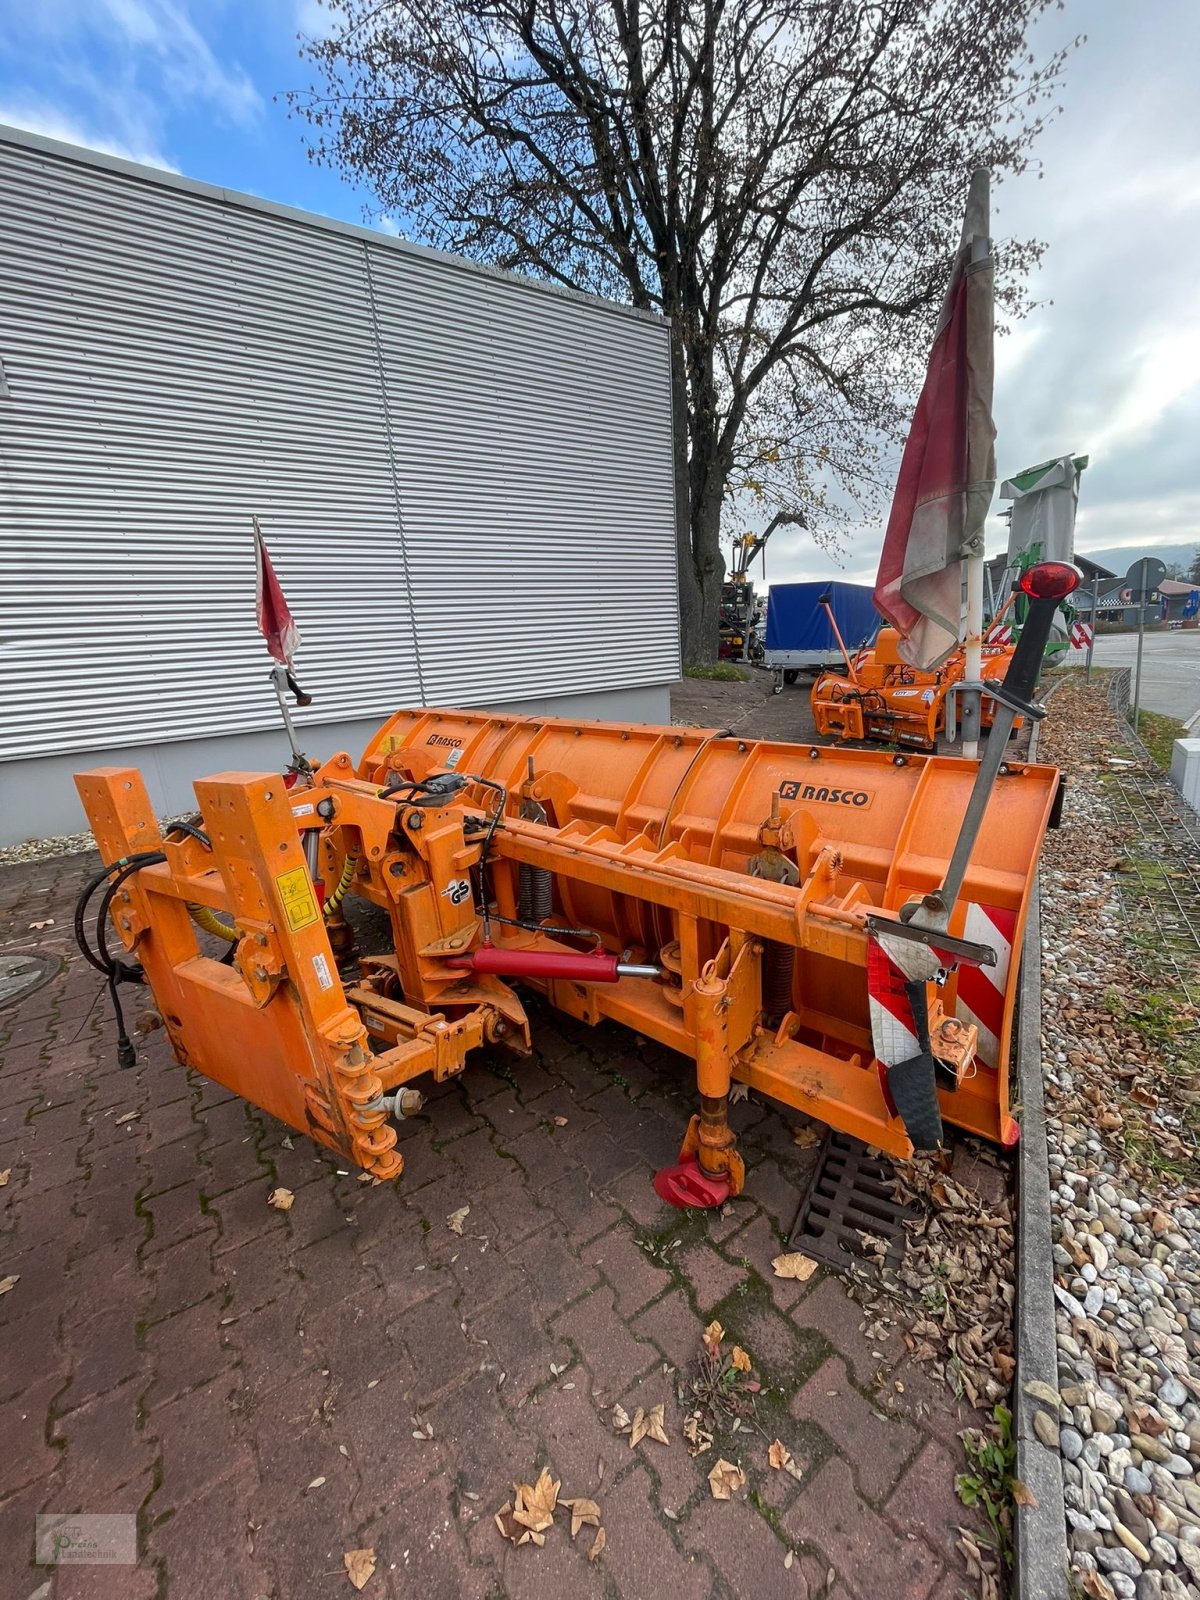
188,904,238,942
324,851,359,918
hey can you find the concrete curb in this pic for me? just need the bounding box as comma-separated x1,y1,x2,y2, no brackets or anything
1013,879,1070,1598
1013,710,1070,1598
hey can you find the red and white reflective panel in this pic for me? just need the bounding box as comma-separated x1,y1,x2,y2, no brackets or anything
986,623,1012,646
866,940,922,1067
1070,620,1093,650
953,904,1017,1068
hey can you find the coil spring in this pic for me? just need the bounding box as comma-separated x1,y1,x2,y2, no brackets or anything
762,940,795,1022
518,864,554,923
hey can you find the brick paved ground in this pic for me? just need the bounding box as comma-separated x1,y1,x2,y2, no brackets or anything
1,850,991,1599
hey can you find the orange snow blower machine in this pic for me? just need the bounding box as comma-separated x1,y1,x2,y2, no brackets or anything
73,564,1078,1209
812,596,1021,752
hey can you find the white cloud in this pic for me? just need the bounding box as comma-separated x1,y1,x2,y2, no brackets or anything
295,0,339,40
0,0,263,174
0,97,178,170
376,215,402,236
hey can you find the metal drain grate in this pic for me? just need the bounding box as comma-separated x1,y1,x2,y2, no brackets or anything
0,950,60,1010
788,1130,917,1278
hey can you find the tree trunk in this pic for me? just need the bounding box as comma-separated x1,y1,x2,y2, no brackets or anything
686,473,726,665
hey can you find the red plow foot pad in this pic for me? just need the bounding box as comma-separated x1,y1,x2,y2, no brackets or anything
653,1154,732,1209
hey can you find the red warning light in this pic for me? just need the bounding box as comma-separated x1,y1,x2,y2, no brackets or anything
1019,561,1082,602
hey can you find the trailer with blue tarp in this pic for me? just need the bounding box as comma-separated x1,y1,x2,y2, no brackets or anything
764,581,881,691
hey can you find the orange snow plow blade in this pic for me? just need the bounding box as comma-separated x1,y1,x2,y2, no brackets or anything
76,710,1060,1199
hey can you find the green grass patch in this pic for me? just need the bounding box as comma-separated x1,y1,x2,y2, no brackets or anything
957,1403,1019,1569
1130,707,1187,772
683,663,750,682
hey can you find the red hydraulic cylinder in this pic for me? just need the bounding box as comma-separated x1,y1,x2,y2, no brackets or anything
445,946,658,983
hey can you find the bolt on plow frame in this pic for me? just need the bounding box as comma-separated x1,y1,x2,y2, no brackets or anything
73,571,1074,1208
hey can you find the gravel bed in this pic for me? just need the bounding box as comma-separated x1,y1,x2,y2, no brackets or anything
0,828,98,867
1035,679,1200,1600
0,813,210,869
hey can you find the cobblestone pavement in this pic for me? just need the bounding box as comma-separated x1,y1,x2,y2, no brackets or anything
2,850,989,1600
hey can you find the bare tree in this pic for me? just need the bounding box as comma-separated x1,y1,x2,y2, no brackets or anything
294,0,1074,662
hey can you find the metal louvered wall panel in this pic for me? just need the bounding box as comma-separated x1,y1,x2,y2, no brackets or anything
0,127,679,773
368,248,678,704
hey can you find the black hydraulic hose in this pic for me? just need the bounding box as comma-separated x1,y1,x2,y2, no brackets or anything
73,851,166,1069
164,818,212,850
73,853,164,975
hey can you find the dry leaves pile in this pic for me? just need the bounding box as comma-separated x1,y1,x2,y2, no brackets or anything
858,1157,1015,1412
495,1467,605,1561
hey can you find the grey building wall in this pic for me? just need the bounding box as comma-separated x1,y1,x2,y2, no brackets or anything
1,683,670,845
0,127,679,848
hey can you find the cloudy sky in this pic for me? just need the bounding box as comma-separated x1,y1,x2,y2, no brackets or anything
1,0,1196,587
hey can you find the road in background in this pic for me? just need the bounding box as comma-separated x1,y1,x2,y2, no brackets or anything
1061,630,1200,723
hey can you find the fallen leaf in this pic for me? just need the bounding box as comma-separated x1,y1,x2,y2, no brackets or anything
115,1111,140,1125
29,919,54,930
307,1476,326,1489
730,1346,752,1373
772,1252,818,1281
683,1414,713,1457
707,1458,746,1500
553,1116,569,1127
0,1169,10,1186
268,1188,294,1211
512,1467,560,1533
785,1550,795,1569
562,1497,601,1538
0,1274,19,1295
281,1135,294,1149
357,1172,374,1183
703,1319,725,1348
1011,1479,1038,1508
628,1402,669,1448
588,1526,606,1562
611,1404,632,1434
344,1547,376,1589
447,1205,470,1235
728,1081,750,1104
768,1439,792,1471
792,1124,821,1148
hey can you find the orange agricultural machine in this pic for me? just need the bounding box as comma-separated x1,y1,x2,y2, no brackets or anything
73,565,1079,1208
812,609,1020,752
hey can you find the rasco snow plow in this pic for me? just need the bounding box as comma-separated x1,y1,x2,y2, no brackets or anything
73,564,1077,1208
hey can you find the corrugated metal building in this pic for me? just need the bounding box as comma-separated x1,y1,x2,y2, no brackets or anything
0,126,680,847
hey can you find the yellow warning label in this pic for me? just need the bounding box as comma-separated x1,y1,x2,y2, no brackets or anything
275,866,319,933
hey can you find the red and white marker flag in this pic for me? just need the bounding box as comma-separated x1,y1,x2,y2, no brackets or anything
873,170,996,670
253,517,300,667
